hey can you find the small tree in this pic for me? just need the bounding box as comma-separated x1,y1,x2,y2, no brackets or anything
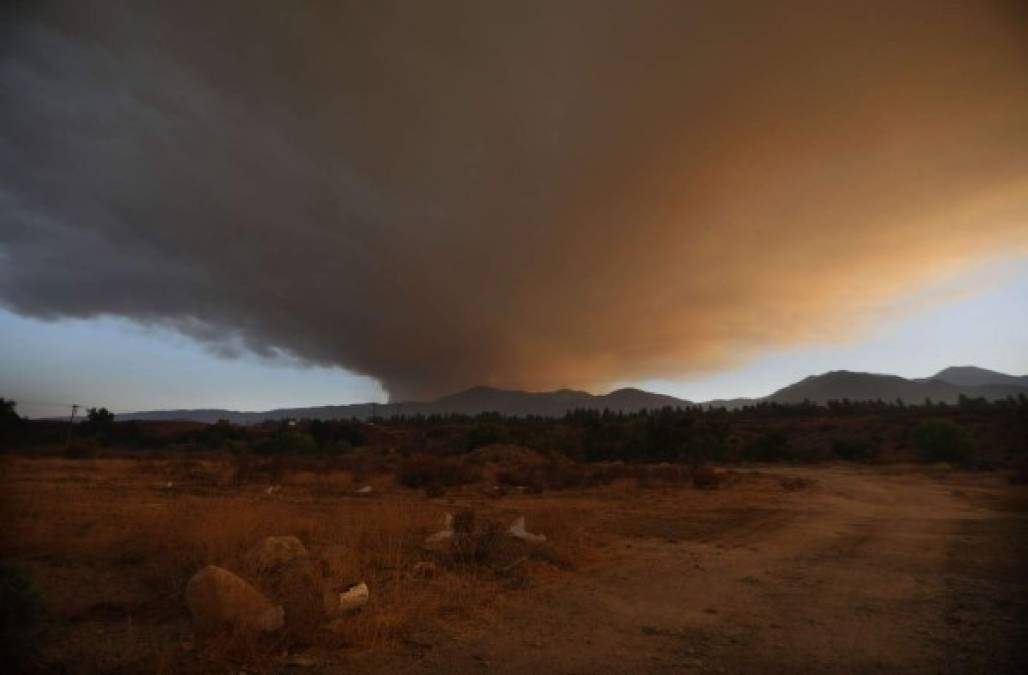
0,398,22,430
86,407,114,426
82,407,115,437
0,398,25,447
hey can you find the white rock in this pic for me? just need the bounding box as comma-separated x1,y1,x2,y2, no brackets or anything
335,582,369,614
508,516,546,544
355,485,374,495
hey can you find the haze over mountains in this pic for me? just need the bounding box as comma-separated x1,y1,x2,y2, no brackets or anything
113,366,1028,424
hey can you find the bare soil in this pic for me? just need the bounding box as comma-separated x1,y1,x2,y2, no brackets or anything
362,466,1028,674
2,459,1025,674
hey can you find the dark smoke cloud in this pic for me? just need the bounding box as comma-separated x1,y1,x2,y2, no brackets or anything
2,1,1026,399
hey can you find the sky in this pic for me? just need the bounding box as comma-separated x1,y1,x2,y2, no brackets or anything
1,2,1026,417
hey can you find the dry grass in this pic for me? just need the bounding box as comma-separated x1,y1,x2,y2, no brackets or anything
0,456,589,672
0,453,801,672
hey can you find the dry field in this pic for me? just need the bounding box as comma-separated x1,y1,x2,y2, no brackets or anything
1,455,1025,674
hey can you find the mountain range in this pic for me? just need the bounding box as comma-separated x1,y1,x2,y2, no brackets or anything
112,366,1028,423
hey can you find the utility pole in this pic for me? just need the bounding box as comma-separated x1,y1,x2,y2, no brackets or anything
65,403,80,448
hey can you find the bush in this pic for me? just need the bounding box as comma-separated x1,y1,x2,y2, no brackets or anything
63,439,100,459
652,464,689,484
255,431,318,455
912,420,972,464
691,466,721,489
464,424,510,451
831,438,878,462
398,455,481,489
741,432,792,462
308,419,366,450
1010,457,1028,485
0,562,46,671
496,464,546,493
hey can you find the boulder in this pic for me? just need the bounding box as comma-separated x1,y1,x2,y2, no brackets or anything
269,557,326,633
185,565,284,637
245,535,309,574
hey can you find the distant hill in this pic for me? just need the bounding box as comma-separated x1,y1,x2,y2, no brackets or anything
926,366,1028,388
767,369,1028,405
113,365,1027,423
115,386,692,423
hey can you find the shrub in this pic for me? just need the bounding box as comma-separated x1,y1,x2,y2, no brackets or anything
63,439,99,459
0,562,46,671
495,463,548,492
912,420,972,464
652,464,689,484
778,476,813,491
543,462,589,490
831,438,878,462
691,466,721,489
255,431,318,455
1010,457,1028,485
584,463,630,486
398,455,481,489
308,419,366,450
741,432,792,462
464,424,510,451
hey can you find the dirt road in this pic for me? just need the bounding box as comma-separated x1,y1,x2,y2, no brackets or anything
367,467,1027,674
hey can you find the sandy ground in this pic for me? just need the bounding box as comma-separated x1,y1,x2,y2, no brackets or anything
361,466,1028,674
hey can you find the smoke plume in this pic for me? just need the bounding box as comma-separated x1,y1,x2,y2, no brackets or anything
2,1,1026,399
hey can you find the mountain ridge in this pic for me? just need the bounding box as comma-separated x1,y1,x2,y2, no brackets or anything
111,365,1028,423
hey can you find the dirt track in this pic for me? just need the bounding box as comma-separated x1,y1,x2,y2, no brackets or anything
369,467,1028,674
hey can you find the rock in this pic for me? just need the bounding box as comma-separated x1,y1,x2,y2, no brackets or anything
185,565,284,637
355,485,374,495
508,516,546,544
270,557,326,632
324,581,369,617
411,561,438,578
424,513,455,549
245,535,309,574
